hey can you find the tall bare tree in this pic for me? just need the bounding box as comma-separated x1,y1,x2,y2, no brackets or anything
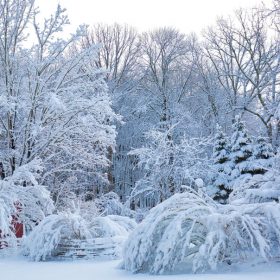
81,23,140,93
139,27,195,133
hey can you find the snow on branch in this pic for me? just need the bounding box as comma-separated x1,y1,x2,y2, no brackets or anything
129,129,211,207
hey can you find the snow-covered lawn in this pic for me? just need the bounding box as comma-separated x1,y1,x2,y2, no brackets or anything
1,258,280,280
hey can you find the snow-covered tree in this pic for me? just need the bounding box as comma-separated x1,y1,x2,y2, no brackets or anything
0,0,119,205
215,119,276,204
211,125,232,203
229,143,277,204
229,116,255,190
129,128,210,208
251,136,274,174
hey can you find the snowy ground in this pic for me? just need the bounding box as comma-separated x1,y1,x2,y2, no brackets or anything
1,258,280,280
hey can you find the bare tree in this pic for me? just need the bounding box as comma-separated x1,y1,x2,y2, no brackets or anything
139,27,194,133
204,8,280,145
191,43,225,131
81,23,140,93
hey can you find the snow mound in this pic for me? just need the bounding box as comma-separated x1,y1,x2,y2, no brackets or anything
122,190,280,274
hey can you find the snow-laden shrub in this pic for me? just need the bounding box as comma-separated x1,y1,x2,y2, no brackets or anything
0,160,54,243
22,212,93,261
229,169,280,204
122,190,280,274
91,215,137,238
0,194,17,249
95,192,134,217
23,213,137,261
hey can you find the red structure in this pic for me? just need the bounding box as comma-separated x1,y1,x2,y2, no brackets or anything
12,218,24,238
12,201,24,238
0,202,24,249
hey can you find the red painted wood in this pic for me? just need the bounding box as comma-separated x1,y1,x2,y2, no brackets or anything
12,201,24,238
0,201,24,249
12,216,24,238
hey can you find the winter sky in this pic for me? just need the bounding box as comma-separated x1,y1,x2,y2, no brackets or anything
37,0,272,35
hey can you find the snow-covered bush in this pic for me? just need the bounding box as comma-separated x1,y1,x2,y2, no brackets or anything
129,129,210,208
0,160,54,244
22,213,92,261
95,192,134,217
23,212,137,261
210,119,275,205
229,169,280,204
122,190,280,274
91,215,137,238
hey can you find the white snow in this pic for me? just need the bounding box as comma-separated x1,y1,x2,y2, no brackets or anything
0,258,280,280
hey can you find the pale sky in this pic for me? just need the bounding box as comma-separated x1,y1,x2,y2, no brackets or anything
36,0,272,35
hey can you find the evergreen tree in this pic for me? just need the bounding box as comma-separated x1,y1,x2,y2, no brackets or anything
230,115,255,190
229,137,276,204
211,125,232,204
251,136,274,174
